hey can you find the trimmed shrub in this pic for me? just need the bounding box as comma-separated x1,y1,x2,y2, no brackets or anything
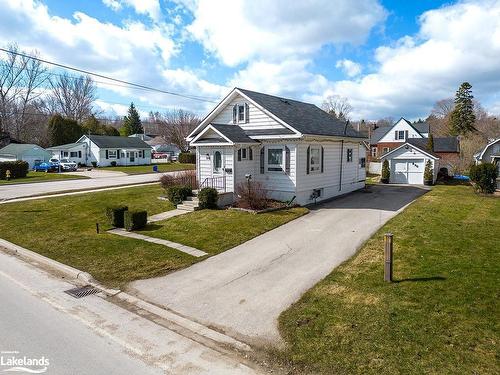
198,187,218,209
124,210,148,231
110,161,117,167
105,205,128,228
165,185,192,205
469,163,498,194
0,161,29,179
424,160,434,185
160,169,197,190
381,159,390,183
178,152,196,164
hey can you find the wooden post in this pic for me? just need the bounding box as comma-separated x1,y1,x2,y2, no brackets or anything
96,222,100,234
384,233,393,282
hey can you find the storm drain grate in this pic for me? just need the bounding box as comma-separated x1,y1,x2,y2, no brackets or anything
64,285,101,299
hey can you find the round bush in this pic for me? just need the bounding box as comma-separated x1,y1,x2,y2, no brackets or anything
166,185,192,205
469,163,498,194
178,152,196,164
198,187,218,209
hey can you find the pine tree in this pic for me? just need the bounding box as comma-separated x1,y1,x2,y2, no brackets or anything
121,103,143,136
448,82,476,135
427,133,434,152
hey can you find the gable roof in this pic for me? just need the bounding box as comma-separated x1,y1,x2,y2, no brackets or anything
0,143,49,156
46,142,82,150
475,138,500,160
407,137,459,153
83,135,151,149
237,88,362,138
370,118,430,143
380,141,439,160
192,124,257,145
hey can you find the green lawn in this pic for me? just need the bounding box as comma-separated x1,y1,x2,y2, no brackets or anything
139,207,309,254
277,185,499,375
0,171,89,185
98,162,195,175
0,185,307,287
366,172,380,185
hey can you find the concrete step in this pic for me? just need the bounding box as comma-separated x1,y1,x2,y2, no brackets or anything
177,204,199,212
185,196,199,202
180,200,199,207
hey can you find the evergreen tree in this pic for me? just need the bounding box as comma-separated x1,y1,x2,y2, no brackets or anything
121,103,143,136
47,114,83,146
449,82,476,135
427,133,434,152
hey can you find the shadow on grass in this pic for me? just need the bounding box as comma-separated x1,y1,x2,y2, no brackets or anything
394,276,446,283
139,223,163,231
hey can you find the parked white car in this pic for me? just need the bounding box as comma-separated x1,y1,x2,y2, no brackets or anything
58,158,78,171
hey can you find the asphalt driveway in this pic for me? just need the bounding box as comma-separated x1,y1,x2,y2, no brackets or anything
130,185,427,345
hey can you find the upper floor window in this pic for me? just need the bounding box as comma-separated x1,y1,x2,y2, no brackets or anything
371,147,377,157
395,130,407,140
232,103,249,124
346,148,353,162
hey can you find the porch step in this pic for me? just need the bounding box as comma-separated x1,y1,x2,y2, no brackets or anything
185,196,199,202
177,203,200,212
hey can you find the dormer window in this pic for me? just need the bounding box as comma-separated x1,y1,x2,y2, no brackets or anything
232,103,249,124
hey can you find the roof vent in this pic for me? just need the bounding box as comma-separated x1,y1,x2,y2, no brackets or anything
279,98,290,105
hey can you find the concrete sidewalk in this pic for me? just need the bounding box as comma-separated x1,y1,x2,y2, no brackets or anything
130,185,427,345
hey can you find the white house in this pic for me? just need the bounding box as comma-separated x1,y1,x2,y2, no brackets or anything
186,88,367,206
48,135,152,167
0,144,51,168
380,140,439,184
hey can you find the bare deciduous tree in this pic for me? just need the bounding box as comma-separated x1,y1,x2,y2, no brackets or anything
431,98,454,118
321,95,353,121
46,73,96,122
150,109,201,152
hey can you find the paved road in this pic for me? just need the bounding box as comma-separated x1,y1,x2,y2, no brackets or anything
0,172,163,200
0,251,258,375
130,185,427,345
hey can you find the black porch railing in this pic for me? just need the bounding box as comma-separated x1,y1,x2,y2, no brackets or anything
200,176,227,192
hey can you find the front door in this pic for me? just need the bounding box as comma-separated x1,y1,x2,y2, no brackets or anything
130,152,135,163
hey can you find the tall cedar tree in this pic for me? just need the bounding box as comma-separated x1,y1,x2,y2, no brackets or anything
122,103,143,136
427,133,434,151
449,82,476,135
47,114,83,146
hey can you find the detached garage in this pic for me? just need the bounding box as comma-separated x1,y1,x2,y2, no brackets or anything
0,144,51,168
381,142,439,185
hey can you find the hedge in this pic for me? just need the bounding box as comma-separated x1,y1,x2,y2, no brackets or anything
198,187,218,209
0,161,29,180
469,163,498,194
124,210,147,231
178,152,196,164
105,205,128,228
165,185,192,205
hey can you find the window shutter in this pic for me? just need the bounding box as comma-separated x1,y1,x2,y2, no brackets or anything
249,147,253,160
78,151,82,158
237,149,242,161
285,146,291,174
394,130,398,140
232,105,237,124
260,147,265,174
244,103,249,123
105,150,108,159
405,130,409,140
320,146,324,173
306,146,310,174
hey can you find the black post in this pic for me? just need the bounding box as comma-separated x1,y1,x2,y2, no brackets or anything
96,222,100,234
384,233,393,282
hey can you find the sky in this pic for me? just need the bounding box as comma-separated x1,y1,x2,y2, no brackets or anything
1,0,499,121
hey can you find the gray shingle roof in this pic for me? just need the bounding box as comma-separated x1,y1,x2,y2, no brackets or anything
407,137,459,154
370,119,431,143
237,88,363,138
371,126,391,143
243,128,296,136
0,143,49,156
210,124,257,143
413,122,430,134
46,142,81,150
87,135,151,149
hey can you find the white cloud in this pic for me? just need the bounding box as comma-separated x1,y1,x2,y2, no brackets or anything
335,59,361,77
179,0,386,66
103,0,161,21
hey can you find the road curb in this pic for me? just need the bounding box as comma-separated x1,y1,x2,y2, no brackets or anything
0,238,120,296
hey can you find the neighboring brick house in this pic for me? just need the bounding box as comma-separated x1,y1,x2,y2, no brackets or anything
369,118,430,161
407,137,460,173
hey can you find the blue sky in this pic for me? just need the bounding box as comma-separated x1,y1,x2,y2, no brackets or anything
1,0,499,120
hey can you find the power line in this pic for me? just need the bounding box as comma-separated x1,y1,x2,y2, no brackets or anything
0,48,219,103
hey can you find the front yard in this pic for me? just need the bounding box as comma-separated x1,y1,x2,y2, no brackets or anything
276,185,499,374
98,162,195,175
0,184,306,287
0,171,89,185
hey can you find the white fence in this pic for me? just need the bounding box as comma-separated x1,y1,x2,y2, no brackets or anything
368,161,381,175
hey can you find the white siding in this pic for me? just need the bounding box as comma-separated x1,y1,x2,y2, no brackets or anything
197,146,234,192
378,118,425,143
382,146,438,184
211,95,285,130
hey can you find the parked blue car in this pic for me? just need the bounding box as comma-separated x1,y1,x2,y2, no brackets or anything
33,162,58,173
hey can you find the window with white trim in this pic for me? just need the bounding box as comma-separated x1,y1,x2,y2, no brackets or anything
70,151,78,158
346,148,353,162
108,150,117,158
213,151,222,173
396,130,406,140
238,104,245,122
233,103,249,124
371,147,377,157
267,147,284,172
359,157,366,168
241,147,247,160
309,146,322,173
383,147,390,154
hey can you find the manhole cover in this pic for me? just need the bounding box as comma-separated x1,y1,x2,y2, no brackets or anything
64,285,100,299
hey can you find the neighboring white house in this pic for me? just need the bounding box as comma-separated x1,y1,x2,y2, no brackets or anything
0,144,51,168
474,138,500,189
49,135,152,167
186,88,367,206
380,140,439,184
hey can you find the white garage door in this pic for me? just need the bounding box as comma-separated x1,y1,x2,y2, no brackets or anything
391,159,424,184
